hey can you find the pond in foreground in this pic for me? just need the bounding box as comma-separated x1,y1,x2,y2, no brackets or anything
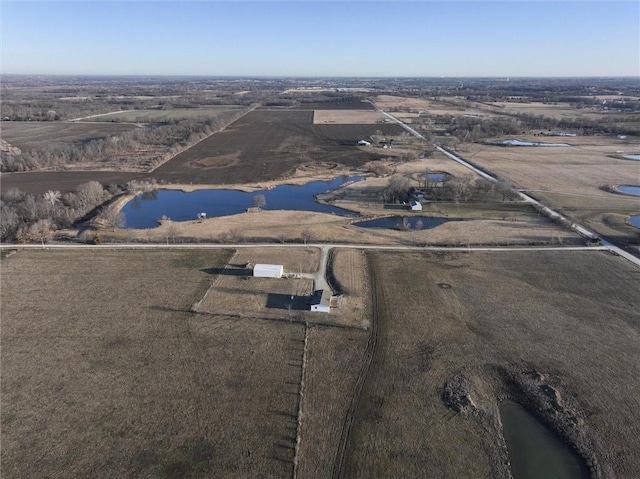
616,185,640,196
629,216,640,228
122,176,362,228
500,401,590,479
354,216,447,230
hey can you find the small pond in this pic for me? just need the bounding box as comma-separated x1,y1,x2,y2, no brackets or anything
122,176,362,229
629,215,640,228
622,154,640,161
354,216,447,230
616,185,640,196
500,139,570,147
500,401,590,479
425,173,448,183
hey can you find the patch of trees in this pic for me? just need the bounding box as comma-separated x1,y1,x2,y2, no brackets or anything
0,181,121,242
1,108,251,172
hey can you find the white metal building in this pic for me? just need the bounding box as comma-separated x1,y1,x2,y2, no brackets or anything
310,289,331,313
410,200,422,211
253,264,284,278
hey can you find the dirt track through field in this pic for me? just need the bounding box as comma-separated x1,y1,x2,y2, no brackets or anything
331,252,381,479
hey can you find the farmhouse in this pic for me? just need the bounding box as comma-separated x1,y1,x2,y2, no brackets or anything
253,264,283,278
410,200,422,211
309,289,331,313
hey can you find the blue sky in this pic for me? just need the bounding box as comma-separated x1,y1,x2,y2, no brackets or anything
2,1,638,77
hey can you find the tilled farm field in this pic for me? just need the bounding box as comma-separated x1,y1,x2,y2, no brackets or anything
2,109,403,194
151,109,403,185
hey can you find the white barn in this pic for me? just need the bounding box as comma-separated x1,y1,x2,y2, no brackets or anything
310,289,331,313
410,200,422,211
253,264,284,278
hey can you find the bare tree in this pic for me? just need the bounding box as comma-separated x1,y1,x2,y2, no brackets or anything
383,174,410,203
252,194,266,209
300,229,313,244
43,190,61,216
98,207,126,230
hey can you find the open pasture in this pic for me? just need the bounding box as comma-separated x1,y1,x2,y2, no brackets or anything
1,248,311,478
488,101,628,121
150,109,403,185
85,106,243,123
462,136,640,246
342,250,640,478
0,121,138,151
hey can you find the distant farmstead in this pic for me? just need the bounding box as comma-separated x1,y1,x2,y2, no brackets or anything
253,264,284,278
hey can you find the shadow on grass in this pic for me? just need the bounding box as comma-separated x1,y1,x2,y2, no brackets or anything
266,293,309,311
200,267,252,276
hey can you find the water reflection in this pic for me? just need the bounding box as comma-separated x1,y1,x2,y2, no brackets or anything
122,176,362,228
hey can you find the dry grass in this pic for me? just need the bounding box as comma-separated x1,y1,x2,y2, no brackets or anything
313,110,384,124
461,136,640,243
343,250,640,479
326,248,372,329
296,326,368,478
487,101,618,120
1,248,308,478
227,247,320,274
0,121,138,151
114,206,579,248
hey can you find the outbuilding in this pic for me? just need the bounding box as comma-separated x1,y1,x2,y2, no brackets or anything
253,264,284,278
410,200,422,211
309,289,331,313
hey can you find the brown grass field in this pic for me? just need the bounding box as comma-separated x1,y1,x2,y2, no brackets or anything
342,250,640,479
1,248,311,478
116,206,580,248
459,136,640,247
0,121,139,151
3,247,639,478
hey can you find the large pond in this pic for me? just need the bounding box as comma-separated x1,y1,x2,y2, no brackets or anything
122,176,362,229
616,185,640,196
353,216,447,230
500,401,590,479
623,154,640,161
629,216,640,228
498,139,570,147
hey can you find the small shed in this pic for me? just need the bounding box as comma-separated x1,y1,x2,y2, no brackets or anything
410,200,422,211
253,264,283,278
309,289,331,313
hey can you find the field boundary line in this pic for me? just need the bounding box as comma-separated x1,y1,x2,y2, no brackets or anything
147,104,257,173
292,322,309,479
332,252,381,479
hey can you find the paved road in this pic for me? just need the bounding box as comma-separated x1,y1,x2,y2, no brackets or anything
369,106,640,269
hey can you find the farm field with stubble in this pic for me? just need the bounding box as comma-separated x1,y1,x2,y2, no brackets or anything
340,249,640,479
